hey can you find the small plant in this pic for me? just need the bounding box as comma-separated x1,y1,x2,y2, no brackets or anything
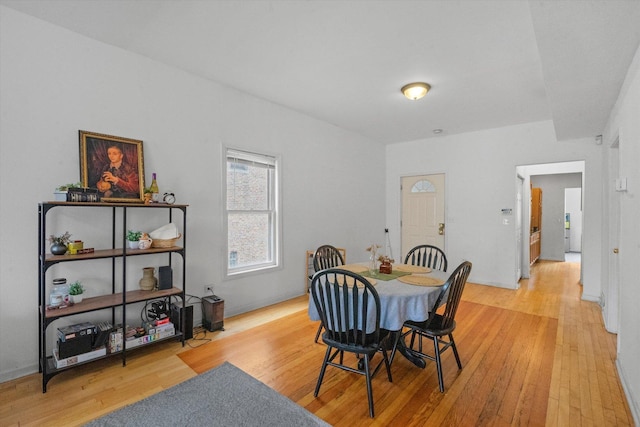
55,182,82,191
48,231,72,245
68,281,84,295
127,230,142,242
143,187,153,194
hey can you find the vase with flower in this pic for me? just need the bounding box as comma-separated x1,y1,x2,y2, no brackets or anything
48,231,72,255
366,244,381,276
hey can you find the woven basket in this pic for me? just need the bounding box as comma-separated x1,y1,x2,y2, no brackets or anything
151,234,181,248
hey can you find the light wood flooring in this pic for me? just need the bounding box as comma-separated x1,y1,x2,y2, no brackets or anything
0,260,634,426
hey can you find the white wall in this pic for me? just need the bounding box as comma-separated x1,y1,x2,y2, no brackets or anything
603,43,640,423
0,7,386,381
385,122,603,297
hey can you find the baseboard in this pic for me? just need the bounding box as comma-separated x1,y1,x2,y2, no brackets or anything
0,363,39,383
616,359,640,426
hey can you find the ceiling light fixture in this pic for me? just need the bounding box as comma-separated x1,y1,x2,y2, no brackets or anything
401,82,430,100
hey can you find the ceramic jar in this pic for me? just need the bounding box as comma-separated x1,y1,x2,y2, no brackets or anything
138,238,152,249
50,243,68,255
139,267,157,291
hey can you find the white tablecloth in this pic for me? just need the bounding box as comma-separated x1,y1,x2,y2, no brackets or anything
308,268,448,331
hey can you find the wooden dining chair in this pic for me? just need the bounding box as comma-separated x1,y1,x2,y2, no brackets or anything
310,268,393,418
401,260,472,392
404,244,448,272
312,245,345,342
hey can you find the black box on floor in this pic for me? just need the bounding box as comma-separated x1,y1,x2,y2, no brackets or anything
170,303,193,340
202,296,224,332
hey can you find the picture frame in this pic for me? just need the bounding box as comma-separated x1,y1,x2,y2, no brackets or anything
79,130,145,203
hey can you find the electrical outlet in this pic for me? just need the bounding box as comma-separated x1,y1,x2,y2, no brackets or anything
204,285,213,294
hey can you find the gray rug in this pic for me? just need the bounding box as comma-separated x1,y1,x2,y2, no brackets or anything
85,362,329,426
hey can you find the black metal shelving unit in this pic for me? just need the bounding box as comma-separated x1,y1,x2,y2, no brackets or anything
37,201,188,392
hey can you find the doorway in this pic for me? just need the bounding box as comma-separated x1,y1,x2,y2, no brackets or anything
564,187,582,262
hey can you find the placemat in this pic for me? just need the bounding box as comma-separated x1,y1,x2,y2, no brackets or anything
360,270,412,281
395,264,432,274
339,264,368,273
397,275,445,287
336,276,377,287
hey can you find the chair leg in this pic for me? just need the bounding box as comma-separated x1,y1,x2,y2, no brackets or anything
450,333,462,369
314,323,323,343
314,347,332,397
382,349,393,382
363,354,375,418
433,336,445,393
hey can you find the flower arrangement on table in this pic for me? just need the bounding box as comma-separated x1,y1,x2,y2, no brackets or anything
366,244,383,274
377,255,395,274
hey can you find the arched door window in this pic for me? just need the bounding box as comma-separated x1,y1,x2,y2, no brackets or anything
411,179,436,193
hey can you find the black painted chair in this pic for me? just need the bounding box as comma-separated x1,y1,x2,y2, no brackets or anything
404,244,448,272
400,261,472,392
310,268,393,418
312,245,345,342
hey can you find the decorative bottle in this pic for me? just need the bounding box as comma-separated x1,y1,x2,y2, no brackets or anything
139,267,157,291
150,173,159,202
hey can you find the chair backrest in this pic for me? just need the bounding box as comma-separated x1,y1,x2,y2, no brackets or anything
310,269,382,348
427,261,472,330
404,244,448,272
313,245,345,272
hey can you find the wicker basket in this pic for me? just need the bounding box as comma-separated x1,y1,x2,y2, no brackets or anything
151,234,181,248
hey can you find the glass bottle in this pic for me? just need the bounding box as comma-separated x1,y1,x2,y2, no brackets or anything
150,173,159,202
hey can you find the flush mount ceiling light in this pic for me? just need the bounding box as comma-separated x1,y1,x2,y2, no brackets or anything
401,82,431,100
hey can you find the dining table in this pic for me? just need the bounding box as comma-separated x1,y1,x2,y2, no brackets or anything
308,262,449,369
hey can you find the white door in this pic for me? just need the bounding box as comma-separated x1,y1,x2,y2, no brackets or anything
401,174,445,260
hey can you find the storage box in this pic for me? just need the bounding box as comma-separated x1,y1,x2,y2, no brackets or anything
67,241,84,254
57,322,95,342
53,347,106,368
58,335,93,358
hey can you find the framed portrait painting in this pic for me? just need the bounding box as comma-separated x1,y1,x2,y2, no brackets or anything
79,130,145,202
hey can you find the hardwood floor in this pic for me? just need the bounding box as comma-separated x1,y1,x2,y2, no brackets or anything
0,260,633,426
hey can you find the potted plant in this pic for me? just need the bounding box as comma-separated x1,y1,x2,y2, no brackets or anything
54,182,82,201
48,231,72,255
126,230,142,249
68,281,85,303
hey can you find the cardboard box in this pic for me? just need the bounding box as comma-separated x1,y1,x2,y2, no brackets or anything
53,347,106,368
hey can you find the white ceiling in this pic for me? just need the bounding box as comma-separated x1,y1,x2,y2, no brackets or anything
2,0,639,144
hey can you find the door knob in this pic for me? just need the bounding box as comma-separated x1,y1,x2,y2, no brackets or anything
438,223,445,235
613,248,619,254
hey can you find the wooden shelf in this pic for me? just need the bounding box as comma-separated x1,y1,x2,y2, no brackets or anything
43,287,183,320
43,246,183,263
42,201,188,208
38,202,188,392
44,332,183,373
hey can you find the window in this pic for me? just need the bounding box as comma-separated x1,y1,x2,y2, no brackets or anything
411,179,436,193
225,148,279,275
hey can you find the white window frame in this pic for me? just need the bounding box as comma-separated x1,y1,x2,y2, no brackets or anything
224,147,281,278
